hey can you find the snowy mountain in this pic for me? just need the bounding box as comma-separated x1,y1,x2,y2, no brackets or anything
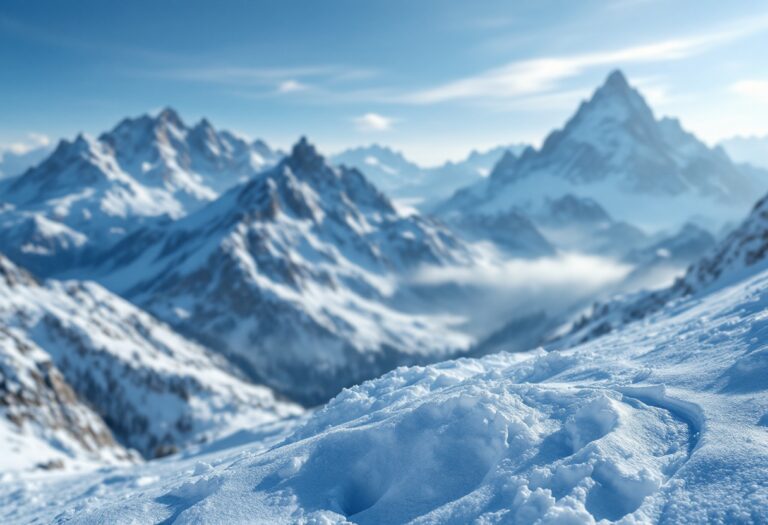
332,143,524,208
619,222,716,291
331,144,425,196
533,194,649,257
448,208,556,257
720,134,768,169
10,253,768,523
436,70,768,234
0,109,280,277
0,254,301,465
0,325,134,473
88,138,474,405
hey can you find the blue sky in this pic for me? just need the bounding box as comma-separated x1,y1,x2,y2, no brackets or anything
2,0,768,164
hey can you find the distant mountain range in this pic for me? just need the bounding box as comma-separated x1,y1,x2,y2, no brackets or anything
560,183,768,346
0,108,281,276
720,134,768,169
0,70,753,473
331,143,527,208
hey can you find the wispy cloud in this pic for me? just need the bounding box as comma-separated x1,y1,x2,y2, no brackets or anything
413,252,630,291
353,113,395,132
401,17,768,104
411,251,632,335
151,65,377,89
730,79,768,102
277,80,308,93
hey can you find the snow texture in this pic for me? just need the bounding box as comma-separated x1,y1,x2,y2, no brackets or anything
4,257,768,523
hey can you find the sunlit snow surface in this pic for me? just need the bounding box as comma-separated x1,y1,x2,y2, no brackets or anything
4,265,768,523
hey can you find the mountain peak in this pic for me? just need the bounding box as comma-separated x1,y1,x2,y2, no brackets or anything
561,68,654,135
156,106,184,128
603,69,630,92
287,136,325,172
195,117,214,130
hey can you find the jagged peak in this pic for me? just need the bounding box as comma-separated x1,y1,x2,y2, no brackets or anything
155,106,184,127
602,69,631,92
48,133,96,160
557,69,655,139
286,136,326,173
489,149,519,179
192,117,215,132
583,69,647,111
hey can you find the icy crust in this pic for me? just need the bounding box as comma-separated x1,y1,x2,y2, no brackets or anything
271,372,690,524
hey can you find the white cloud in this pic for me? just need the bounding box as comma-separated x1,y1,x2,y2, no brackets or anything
0,132,51,155
410,250,633,336
277,80,307,93
353,113,394,132
413,252,631,291
402,16,768,104
730,80,768,102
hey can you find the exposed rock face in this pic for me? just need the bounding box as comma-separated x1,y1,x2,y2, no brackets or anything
0,254,302,461
0,326,133,472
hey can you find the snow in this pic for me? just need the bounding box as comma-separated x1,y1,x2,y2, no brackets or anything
0,109,281,278
4,257,768,523
0,254,303,467
85,138,476,405
436,70,768,234
332,144,524,209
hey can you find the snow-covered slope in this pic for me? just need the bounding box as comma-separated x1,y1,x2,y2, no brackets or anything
9,257,768,523
89,138,474,405
436,70,768,234
0,326,134,473
0,109,280,276
720,134,768,169
0,254,301,461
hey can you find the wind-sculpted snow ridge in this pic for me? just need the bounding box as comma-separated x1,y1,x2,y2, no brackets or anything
91,137,475,405
6,262,768,523
0,108,280,276
0,254,302,463
562,189,768,346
